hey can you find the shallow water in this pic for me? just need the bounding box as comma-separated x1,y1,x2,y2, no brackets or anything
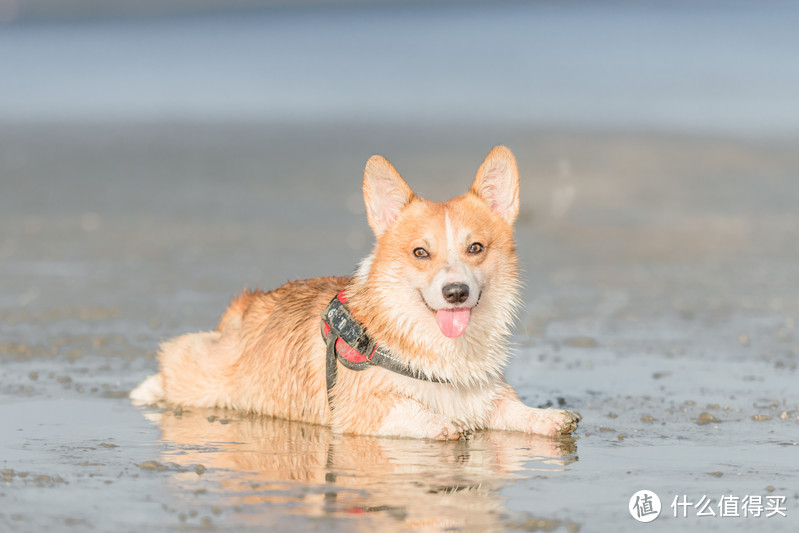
4,2,799,530
2,121,798,531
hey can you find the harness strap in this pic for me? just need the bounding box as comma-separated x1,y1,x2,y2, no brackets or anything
321,290,449,410
324,327,339,409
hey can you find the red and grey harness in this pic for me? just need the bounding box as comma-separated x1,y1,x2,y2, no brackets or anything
321,290,450,409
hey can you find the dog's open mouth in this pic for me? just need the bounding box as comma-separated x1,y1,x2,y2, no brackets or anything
435,308,471,338
419,290,481,338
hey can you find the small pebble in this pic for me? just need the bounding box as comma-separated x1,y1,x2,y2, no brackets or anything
695,412,721,425
138,461,168,471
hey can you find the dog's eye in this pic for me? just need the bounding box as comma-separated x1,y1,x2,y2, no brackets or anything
467,242,484,254
412,247,430,259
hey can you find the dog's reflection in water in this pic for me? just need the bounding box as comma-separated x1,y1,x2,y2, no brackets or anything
146,407,577,530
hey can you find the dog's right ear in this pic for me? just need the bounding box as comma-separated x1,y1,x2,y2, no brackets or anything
363,155,415,237
471,145,520,226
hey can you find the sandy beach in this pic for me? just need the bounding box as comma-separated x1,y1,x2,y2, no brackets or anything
2,121,798,531
2,2,799,531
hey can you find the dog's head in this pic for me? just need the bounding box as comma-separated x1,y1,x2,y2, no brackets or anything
355,146,520,344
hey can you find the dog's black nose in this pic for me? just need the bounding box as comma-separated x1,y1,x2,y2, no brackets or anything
442,283,470,304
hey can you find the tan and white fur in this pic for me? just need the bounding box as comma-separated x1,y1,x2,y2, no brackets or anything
131,146,581,439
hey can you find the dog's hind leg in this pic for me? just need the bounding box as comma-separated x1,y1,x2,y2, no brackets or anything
162,330,238,409
131,291,264,410
133,330,238,409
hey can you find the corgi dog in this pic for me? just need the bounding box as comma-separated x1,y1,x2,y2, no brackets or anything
131,146,581,439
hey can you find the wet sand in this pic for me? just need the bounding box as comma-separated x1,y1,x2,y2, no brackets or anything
1,121,798,531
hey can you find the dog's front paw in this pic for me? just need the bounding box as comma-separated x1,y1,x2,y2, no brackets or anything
528,408,581,437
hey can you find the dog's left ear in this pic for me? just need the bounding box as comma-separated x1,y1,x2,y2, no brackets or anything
363,155,415,237
470,145,520,225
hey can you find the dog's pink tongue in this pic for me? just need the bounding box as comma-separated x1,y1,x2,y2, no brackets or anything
436,308,471,338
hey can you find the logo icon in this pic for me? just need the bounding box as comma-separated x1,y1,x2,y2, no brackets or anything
630,490,661,522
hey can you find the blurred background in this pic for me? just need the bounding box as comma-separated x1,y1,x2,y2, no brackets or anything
2,2,799,531
3,0,798,323
2,0,799,133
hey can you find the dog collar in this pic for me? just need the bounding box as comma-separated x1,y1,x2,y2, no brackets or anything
321,290,450,409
